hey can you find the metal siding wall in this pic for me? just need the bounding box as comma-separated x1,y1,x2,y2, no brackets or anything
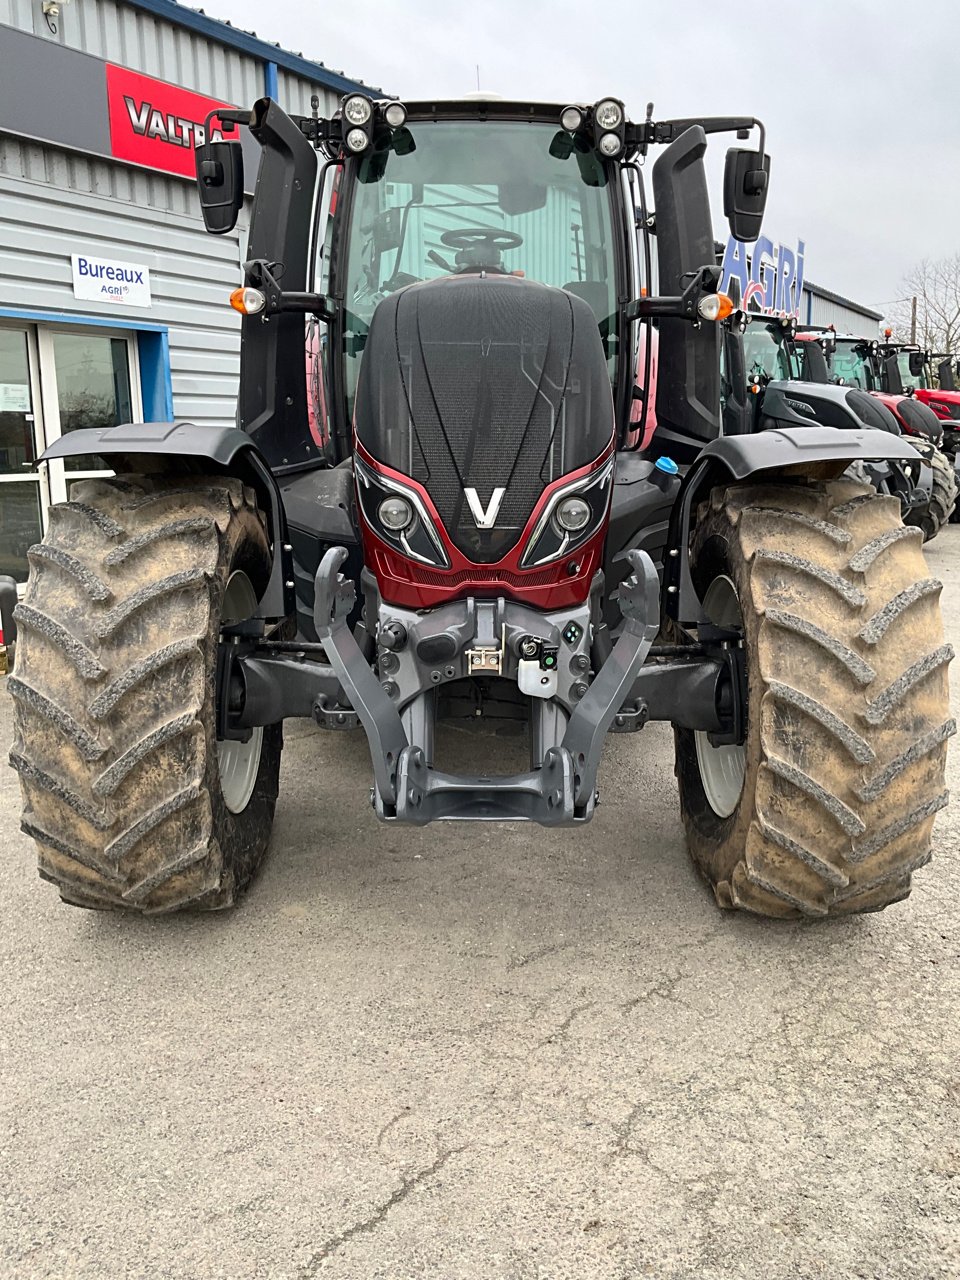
804,290,880,337
0,156,247,427
276,70,339,118
1,0,262,104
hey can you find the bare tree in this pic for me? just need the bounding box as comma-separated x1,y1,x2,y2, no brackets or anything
887,255,960,351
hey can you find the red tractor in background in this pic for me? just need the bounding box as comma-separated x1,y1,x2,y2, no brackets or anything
877,339,960,519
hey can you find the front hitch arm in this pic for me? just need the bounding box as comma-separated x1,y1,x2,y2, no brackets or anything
313,547,408,811
561,549,660,812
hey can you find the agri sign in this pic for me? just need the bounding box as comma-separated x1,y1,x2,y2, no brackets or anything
719,235,806,318
71,253,152,307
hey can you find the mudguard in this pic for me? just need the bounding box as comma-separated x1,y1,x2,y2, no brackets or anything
664,426,923,625
41,421,293,620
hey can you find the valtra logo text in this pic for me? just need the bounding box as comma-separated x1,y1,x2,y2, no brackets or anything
106,64,240,179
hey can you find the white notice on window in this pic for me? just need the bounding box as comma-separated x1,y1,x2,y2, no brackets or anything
0,384,30,413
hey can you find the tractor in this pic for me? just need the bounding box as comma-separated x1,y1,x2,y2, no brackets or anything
802,329,958,538
878,340,960,520
722,313,932,517
9,94,953,919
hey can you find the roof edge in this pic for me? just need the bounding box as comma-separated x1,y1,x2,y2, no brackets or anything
803,278,883,321
123,0,379,96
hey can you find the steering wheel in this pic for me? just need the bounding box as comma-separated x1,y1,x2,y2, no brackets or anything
440,229,524,252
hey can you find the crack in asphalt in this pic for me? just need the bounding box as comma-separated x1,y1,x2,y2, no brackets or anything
297,1146,465,1275
375,1107,413,1152
506,941,574,972
540,1002,593,1046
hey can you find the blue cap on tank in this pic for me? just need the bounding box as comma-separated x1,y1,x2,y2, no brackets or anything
654,456,679,475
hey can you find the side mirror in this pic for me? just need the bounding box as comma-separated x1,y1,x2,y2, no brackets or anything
908,351,925,377
723,147,770,243
195,139,243,234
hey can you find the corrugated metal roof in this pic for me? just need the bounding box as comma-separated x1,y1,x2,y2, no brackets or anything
123,0,381,95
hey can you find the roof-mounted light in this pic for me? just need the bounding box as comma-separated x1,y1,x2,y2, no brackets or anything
560,105,583,132
594,99,623,130
342,94,373,126
383,101,407,129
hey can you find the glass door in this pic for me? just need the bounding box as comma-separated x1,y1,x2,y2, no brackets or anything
38,328,140,506
0,327,48,583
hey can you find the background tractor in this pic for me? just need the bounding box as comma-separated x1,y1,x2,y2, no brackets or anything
8,93,953,920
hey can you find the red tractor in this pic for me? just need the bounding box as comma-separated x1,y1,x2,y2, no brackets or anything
8,93,952,921
878,340,960,519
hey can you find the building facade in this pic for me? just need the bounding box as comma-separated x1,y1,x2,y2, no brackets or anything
800,280,883,335
0,0,371,582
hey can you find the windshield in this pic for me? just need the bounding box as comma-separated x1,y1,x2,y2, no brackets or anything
338,121,619,412
896,351,929,392
831,342,874,390
742,324,798,381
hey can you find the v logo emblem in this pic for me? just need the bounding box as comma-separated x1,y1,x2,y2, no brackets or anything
463,486,506,529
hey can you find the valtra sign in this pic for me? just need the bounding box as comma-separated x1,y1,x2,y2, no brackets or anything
106,65,241,180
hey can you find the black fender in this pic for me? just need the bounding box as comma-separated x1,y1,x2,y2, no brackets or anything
664,426,923,625
41,421,294,620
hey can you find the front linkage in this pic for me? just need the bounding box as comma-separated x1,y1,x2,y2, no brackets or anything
223,545,738,825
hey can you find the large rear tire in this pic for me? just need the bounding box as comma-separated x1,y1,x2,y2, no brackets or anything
675,479,954,918
10,474,282,914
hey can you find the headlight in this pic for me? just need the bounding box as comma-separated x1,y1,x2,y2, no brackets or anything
598,132,622,157
355,457,449,569
520,459,614,569
383,101,407,129
554,496,591,532
345,127,369,153
560,105,583,132
343,95,372,125
594,99,623,129
378,495,413,531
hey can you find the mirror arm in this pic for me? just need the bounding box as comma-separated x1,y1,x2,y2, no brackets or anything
245,258,335,320
625,265,721,322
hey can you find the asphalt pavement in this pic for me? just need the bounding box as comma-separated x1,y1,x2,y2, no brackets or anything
1,531,959,1280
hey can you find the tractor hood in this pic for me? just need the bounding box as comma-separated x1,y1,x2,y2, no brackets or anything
354,274,614,563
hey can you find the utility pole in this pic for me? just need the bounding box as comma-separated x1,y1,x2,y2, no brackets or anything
911,295,917,344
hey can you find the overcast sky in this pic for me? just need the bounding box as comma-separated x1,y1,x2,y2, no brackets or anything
198,0,959,314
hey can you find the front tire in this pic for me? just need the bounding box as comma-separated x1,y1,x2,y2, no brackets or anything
10,474,282,913
675,479,954,918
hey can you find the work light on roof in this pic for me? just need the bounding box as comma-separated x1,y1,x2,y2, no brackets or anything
343,94,373,126
383,101,407,129
560,106,583,132
594,98,623,130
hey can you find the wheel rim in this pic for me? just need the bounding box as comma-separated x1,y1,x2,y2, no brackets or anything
217,570,263,814
694,574,746,819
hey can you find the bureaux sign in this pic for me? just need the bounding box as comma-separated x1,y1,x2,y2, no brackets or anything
71,253,152,307
719,235,806,318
